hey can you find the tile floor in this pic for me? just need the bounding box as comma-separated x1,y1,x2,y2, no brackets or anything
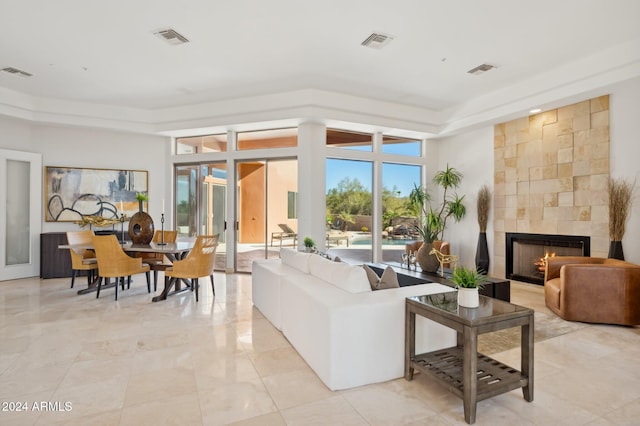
1,274,639,425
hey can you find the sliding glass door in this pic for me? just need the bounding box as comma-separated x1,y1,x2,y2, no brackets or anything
175,163,227,270
236,158,297,273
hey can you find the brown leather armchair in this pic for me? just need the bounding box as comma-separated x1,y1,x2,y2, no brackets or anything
544,256,640,325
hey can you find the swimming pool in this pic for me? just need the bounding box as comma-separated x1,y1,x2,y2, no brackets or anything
351,238,417,246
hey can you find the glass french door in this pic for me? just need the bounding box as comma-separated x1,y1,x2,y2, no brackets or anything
175,163,227,270
236,158,297,273
0,149,42,280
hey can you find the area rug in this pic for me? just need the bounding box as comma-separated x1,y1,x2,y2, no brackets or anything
478,311,587,355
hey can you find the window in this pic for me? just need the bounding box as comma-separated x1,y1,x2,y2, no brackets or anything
326,129,372,152
382,163,421,261
175,166,198,236
237,128,297,150
382,136,421,156
287,191,298,219
326,158,372,260
176,134,227,154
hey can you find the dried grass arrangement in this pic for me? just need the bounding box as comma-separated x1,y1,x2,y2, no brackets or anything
608,178,635,241
477,185,491,232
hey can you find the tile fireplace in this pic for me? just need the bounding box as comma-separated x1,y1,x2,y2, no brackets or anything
505,233,591,285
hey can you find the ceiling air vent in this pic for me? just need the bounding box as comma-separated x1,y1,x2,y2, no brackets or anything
1,67,33,77
467,63,496,75
361,32,394,49
154,28,189,45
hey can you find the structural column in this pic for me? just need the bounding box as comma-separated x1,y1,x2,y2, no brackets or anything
297,122,327,250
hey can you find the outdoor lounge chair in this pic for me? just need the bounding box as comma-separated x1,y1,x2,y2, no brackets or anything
326,231,350,247
270,224,297,247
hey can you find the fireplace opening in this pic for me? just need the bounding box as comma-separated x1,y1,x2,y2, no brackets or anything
505,233,590,285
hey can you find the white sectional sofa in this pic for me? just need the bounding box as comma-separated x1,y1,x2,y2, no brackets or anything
252,249,456,390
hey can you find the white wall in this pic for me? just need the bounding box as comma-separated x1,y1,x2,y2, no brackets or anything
434,75,640,269
0,116,171,234
0,116,34,151
432,127,495,271
609,76,640,264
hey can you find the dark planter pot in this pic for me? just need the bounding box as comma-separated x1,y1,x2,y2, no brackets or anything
416,242,439,273
608,240,625,260
129,202,154,244
475,232,490,274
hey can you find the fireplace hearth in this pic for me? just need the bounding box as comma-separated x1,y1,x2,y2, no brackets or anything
505,233,590,285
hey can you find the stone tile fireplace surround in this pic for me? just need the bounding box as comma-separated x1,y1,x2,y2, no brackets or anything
493,96,610,279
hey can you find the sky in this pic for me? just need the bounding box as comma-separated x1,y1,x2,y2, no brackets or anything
326,159,421,196
325,140,422,196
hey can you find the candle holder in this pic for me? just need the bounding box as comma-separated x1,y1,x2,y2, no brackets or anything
157,213,167,245
120,213,126,244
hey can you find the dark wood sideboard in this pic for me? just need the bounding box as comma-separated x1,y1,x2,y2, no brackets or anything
40,232,72,278
40,230,131,279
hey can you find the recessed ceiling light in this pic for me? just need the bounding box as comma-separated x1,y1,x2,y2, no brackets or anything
529,108,542,114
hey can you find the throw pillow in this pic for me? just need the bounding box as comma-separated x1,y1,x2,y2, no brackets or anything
363,264,380,286
362,265,400,290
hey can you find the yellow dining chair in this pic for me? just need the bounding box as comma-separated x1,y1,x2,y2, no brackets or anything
164,235,218,302
139,230,178,290
92,234,151,300
66,230,99,288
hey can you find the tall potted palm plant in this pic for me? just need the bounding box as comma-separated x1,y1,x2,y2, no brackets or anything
409,164,466,273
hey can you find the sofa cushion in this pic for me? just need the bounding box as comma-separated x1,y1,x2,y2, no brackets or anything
363,265,400,290
280,248,311,273
335,263,371,293
308,254,333,282
309,254,371,293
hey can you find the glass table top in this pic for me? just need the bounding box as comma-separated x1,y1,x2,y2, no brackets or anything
408,291,532,322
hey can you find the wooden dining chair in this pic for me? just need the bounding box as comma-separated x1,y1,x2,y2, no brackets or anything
164,234,218,302
66,230,98,288
139,230,178,290
91,234,151,300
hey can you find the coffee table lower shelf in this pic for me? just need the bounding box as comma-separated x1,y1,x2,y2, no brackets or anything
411,346,529,401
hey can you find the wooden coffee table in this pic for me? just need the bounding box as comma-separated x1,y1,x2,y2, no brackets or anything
405,291,534,424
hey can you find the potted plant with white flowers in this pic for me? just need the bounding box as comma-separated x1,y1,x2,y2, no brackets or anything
451,266,486,308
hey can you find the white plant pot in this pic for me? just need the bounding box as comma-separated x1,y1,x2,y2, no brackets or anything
457,287,479,308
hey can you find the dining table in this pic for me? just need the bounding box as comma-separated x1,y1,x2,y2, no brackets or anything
58,240,195,301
